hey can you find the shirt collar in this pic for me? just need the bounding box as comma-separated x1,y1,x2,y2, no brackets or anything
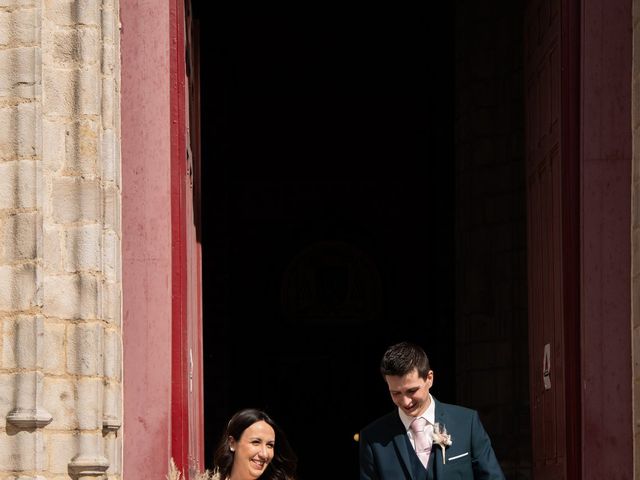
398,394,435,432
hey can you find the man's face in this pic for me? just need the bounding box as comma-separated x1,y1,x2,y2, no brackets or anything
385,367,433,417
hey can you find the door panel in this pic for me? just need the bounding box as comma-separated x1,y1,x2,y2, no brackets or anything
524,0,566,477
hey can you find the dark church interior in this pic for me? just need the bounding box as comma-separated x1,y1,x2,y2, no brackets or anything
193,3,529,478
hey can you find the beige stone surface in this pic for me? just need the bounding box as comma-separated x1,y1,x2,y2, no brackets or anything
0,0,122,477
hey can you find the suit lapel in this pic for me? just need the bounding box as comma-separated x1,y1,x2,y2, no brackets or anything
390,412,416,480
433,398,447,479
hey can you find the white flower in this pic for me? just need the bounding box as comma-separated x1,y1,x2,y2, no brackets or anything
432,423,453,463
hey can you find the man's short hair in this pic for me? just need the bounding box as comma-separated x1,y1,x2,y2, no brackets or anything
380,341,431,378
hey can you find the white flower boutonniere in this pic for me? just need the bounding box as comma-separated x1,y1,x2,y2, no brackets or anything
432,423,453,463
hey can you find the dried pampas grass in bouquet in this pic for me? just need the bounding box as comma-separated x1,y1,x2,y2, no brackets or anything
167,458,214,480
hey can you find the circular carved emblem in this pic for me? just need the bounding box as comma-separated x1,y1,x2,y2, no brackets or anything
281,241,382,325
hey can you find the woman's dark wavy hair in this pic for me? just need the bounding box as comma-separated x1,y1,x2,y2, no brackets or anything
213,408,297,480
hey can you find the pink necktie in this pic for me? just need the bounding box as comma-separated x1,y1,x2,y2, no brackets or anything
410,417,432,468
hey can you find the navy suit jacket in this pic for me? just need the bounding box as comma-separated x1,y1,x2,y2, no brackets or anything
359,398,505,480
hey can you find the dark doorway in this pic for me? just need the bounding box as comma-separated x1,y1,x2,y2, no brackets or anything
194,5,455,478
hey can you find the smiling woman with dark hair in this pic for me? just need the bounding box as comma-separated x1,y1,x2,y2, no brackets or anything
212,408,297,480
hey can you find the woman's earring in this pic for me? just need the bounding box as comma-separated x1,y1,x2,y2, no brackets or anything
230,447,235,452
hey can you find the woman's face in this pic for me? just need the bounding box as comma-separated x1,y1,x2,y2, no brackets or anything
229,420,276,479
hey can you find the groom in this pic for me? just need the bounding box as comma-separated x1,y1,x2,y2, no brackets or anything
359,341,505,480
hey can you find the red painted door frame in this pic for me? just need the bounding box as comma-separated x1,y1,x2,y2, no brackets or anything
170,0,189,471
171,0,205,475
122,0,204,478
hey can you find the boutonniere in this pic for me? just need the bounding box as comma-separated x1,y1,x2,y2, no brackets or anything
432,423,453,463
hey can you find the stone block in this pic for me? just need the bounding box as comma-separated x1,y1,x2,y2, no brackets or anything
76,65,101,115
0,160,37,209
43,66,100,116
50,177,100,224
52,27,100,66
103,329,120,380
1,211,38,262
43,377,76,429
102,380,121,429
0,7,37,48
0,0,34,6
4,476,47,480
0,11,10,46
43,273,98,320
43,321,65,373
102,126,116,178
0,105,18,157
46,432,77,474
11,370,45,412
66,322,103,376
2,318,16,368
16,101,36,157
103,229,118,281
64,224,101,272
2,316,42,368
67,431,109,470
43,224,62,272
104,431,122,474
49,27,78,65
103,185,119,231
76,377,102,429
42,117,66,173
0,264,37,311
0,47,36,98
102,42,116,76
44,0,100,26
101,8,116,42
42,66,73,116
0,373,14,428
12,7,37,45
63,119,99,176
0,430,38,471
102,281,121,326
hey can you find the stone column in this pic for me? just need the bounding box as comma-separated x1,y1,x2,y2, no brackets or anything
0,0,122,479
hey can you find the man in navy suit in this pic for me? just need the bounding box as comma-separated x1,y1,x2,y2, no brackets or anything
359,342,505,480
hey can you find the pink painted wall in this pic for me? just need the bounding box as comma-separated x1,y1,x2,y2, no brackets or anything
121,1,173,478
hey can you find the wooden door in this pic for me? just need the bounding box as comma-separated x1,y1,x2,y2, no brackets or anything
524,0,579,478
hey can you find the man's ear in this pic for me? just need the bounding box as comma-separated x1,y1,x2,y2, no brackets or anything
427,370,434,385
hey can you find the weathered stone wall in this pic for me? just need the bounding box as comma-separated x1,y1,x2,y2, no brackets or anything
0,0,121,478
